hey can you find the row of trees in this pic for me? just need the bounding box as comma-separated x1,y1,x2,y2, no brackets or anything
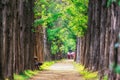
0,0,46,79
0,0,87,79
2,0,120,80
76,0,120,80
33,0,120,79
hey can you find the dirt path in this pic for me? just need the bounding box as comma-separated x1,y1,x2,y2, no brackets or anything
29,59,83,80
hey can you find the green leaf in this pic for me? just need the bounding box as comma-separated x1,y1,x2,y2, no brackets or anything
118,0,120,6
107,0,112,7
34,19,44,27
115,65,120,74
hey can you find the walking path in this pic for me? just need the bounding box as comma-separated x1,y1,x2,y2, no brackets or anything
29,59,83,80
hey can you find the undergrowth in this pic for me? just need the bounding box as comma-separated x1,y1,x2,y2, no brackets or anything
14,61,56,80
39,61,55,70
103,75,108,80
73,62,98,80
14,70,39,80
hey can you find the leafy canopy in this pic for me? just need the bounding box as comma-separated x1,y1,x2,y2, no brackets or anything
34,0,88,54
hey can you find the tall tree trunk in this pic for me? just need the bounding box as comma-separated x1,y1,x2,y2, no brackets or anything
76,37,80,63
0,0,35,79
34,26,44,62
43,27,51,61
0,0,4,79
77,0,120,79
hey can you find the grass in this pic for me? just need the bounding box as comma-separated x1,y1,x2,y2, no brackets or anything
73,62,98,80
103,75,108,80
14,61,56,80
14,70,39,80
39,61,55,70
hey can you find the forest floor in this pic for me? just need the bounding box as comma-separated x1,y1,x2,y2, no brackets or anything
29,59,83,80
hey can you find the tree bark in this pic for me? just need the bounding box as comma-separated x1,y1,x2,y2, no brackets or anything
43,27,51,61
0,0,36,79
77,0,120,79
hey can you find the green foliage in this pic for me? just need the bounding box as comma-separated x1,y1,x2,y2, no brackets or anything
34,0,62,27
73,62,98,80
110,63,120,74
115,64,120,73
107,0,120,7
40,61,55,70
118,0,120,5
14,70,39,80
14,61,55,80
62,0,88,37
34,0,88,55
103,75,108,80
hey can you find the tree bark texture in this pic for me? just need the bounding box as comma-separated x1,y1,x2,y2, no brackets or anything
0,0,42,79
43,27,51,61
34,26,44,62
76,0,120,80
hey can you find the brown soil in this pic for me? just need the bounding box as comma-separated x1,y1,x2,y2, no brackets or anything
29,59,83,80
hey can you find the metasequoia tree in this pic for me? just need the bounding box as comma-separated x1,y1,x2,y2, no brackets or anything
0,0,44,79
34,26,44,62
77,0,120,80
